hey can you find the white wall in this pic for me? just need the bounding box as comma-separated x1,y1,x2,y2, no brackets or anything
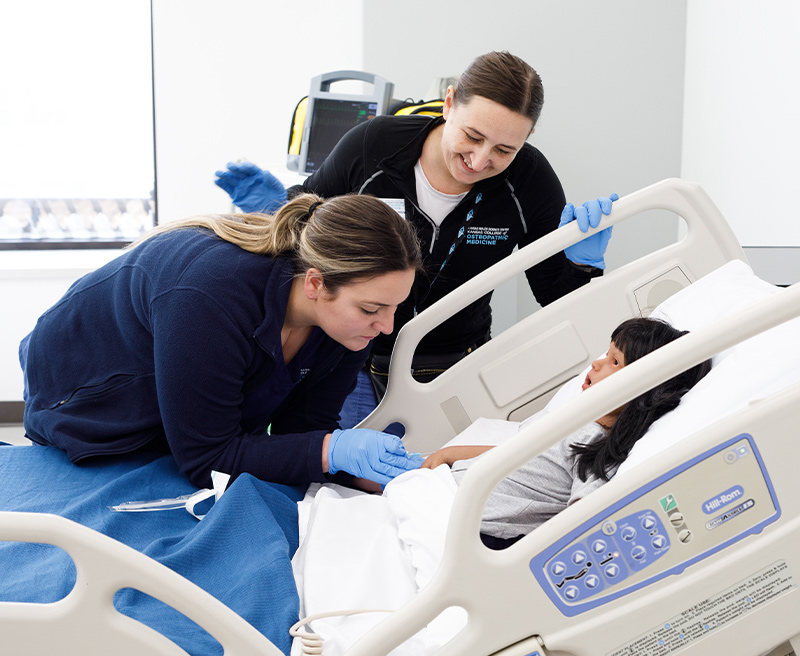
152,0,365,222
682,0,800,284
363,0,688,328
6,0,794,403
0,251,125,397
0,0,686,401
0,0,365,403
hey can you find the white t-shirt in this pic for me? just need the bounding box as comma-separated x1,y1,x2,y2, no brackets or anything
414,160,466,227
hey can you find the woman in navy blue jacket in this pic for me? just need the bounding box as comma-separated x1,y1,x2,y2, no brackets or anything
19,193,423,489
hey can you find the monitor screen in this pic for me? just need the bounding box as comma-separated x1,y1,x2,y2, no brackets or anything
304,99,378,174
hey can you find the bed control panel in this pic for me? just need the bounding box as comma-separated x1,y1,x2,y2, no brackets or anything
546,509,671,605
530,434,779,616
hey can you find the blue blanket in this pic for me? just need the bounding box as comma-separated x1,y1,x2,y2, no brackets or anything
0,444,304,655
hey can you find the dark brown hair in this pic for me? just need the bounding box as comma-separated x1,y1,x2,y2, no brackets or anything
453,51,544,127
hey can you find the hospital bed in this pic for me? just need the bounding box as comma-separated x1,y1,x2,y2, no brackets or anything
2,178,800,656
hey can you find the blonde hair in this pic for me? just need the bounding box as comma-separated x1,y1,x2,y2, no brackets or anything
131,194,422,293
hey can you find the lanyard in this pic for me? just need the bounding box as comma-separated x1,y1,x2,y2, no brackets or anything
415,192,483,315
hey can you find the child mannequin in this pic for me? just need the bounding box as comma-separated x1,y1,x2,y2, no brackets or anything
422,317,712,548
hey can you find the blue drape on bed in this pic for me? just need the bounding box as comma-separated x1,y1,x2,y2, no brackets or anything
0,443,303,656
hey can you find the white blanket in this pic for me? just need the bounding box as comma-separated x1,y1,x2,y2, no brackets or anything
292,467,464,655
291,417,524,655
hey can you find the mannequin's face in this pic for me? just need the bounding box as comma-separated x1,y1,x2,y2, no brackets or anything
582,342,626,391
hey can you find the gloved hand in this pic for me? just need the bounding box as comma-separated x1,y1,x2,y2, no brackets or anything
327,428,424,486
214,161,288,213
559,193,618,269
562,193,619,232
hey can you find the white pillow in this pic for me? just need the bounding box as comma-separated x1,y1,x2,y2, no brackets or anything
649,259,782,367
620,260,799,471
648,259,780,332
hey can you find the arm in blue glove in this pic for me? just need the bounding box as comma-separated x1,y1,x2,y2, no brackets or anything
559,193,618,270
326,428,424,486
214,161,288,213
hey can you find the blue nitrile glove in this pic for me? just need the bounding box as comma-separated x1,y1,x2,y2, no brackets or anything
327,428,423,486
559,193,618,269
563,193,619,232
214,161,288,213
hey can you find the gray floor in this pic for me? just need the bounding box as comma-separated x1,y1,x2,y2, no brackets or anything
0,424,30,445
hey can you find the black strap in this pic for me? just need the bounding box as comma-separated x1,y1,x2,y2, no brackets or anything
416,191,484,314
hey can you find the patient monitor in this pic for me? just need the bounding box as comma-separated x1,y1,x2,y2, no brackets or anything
286,70,394,176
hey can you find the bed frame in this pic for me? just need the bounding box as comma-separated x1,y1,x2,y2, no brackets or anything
361,178,748,453
2,178,799,656
349,274,800,656
0,510,285,656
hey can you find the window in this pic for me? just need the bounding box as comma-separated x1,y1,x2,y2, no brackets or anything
0,0,156,249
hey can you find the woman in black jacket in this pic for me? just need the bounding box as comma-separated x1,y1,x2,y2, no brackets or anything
215,51,616,429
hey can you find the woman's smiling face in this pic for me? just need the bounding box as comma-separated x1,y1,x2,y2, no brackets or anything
438,91,533,193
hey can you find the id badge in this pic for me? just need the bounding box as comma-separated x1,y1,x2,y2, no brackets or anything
379,198,406,220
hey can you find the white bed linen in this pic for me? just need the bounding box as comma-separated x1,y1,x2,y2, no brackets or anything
291,260,800,655
291,468,465,656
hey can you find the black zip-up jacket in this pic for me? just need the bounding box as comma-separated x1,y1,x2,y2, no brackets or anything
289,115,600,357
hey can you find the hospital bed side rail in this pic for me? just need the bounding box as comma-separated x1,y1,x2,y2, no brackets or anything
346,279,800,656
0,510,284,656
360,178,747,454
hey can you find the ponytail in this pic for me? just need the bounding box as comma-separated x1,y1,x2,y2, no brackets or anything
127,194,321,256
257,194,320,255
129,193,422,292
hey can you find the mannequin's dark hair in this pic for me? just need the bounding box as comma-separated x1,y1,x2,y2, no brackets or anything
572,317,712,482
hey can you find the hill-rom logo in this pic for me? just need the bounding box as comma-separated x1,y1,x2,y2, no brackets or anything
702,485,744,514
